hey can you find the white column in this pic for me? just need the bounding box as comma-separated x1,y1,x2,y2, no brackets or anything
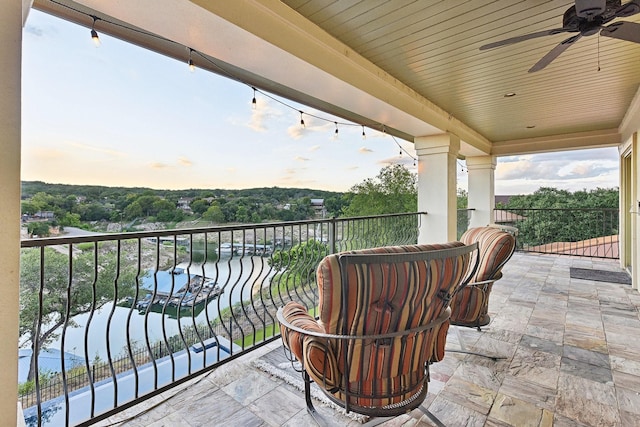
466,156,496,228
415,134,460,244
0,2,22,425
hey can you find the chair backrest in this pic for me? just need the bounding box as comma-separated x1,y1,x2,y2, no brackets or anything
314,242,477,408
459,226,516,283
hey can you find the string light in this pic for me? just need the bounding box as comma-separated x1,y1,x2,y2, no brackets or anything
55,0,417,163
90,16,101,47
187,48,195,72
390,134,418,165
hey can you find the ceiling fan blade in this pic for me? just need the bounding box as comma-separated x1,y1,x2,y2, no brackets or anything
613,0,640,18
601,21,640,43
479,28,570,50
528,33,582,72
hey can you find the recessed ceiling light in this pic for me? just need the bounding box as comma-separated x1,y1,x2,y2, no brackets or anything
526,125,536,129
504,92,516,98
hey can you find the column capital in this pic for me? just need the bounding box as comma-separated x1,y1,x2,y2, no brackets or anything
465,155,497,170
414,133,460,156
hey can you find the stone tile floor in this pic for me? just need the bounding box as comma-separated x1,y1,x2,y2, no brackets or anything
97,252,640,426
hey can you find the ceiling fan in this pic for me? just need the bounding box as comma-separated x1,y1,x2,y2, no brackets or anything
479,0,640,72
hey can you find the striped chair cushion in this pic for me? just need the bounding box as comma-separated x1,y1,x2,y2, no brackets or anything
451,227,516,326
311,242,471,407
460,227,516,283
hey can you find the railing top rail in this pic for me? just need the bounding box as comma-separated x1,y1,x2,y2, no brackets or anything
496,207,618,212
20,212,427,248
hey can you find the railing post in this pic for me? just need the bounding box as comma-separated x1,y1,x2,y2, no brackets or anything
329,217,337,254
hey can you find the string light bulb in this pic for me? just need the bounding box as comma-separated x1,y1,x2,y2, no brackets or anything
362,125,366,140
334,121,339,138
188,48,195,72
299,111,305,128
252,87,257,109
90,16,101,47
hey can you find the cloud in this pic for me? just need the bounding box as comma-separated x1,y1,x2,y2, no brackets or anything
25,25,44,37
359,147,374,153
287,124,306,140
150,162,169,169
377,156,415,167
490,148,619,194
66,141,127,157
496,156,617,182
246,98,282,133
309,145,321,152
178,157,193,167
295,156,310,162
29,147,64,160
286,114,334,140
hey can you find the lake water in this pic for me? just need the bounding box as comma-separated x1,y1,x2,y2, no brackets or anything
45,256,276,364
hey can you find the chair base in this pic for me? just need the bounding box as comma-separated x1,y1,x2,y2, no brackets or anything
302,370,446,426
448,320,508,361
450,314,491,331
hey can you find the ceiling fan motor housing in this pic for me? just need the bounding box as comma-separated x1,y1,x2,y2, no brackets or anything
575,0,607,18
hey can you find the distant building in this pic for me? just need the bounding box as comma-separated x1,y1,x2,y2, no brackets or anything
495,195,513,205
310,199,326,217
177,197,193,213
32,211,54,220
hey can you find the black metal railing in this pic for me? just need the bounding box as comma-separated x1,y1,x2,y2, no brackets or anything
456,208,474,239
18,213,423,427
494,208,619,259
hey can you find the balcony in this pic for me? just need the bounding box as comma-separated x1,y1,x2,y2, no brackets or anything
86,251,640,426
18,211,639,426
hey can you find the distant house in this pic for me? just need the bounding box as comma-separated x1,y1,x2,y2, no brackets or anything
310,198,326,217
495,195,513,206
177,197,193,213
33,211,54,220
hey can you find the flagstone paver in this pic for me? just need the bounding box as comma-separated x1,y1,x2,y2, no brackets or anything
100,252,640,426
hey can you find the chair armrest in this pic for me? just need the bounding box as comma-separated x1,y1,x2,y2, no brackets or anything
278,306,452,341
469,278,498,288
278,302,324,361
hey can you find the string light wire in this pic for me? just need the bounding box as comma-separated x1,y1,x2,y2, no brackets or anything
50,0,416,160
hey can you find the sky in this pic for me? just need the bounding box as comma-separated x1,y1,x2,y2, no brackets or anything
21,10,620,195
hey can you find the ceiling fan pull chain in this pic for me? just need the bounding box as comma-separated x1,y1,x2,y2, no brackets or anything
597,34,601,72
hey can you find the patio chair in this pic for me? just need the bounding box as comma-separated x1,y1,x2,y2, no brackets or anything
277,242,478,426
450,225,517,331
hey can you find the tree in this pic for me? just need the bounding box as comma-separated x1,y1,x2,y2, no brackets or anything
19,246,138,381
502,187,619,246
269,239,328,289
190,199,210,215
343,164,417,216
27,222,51,237
202,204,225,223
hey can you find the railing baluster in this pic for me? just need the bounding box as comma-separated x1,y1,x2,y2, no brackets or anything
17,212,441,426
